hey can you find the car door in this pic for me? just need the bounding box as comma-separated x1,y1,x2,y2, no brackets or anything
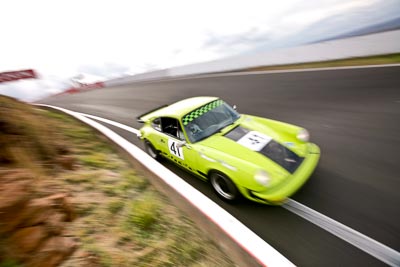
157,117,198,173
146,117,167,150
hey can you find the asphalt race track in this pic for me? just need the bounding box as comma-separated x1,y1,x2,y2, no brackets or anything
39,65,400,266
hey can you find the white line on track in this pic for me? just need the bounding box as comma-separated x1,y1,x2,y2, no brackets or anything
193,63,400,77
39,106,400,266
73,112,139,135
283,199,400,267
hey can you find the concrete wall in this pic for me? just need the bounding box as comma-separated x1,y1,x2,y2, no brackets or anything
104,29,400,86
105,69,169,87
169,30,400,76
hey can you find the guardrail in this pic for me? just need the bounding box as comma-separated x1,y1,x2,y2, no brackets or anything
56,82,105,96
37,104,295,267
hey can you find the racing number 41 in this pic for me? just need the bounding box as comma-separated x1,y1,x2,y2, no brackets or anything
170,142,180,156
168,139,184,160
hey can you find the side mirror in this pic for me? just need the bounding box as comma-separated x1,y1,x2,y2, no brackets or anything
232,105,237,110
177,141,192,149
176,141,186,148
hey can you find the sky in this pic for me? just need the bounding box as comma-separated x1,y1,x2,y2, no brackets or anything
1,0,399,101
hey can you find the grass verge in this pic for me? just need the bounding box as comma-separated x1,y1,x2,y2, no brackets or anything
241,53,400,72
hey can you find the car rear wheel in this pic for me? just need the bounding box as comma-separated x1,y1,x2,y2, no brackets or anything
210,172,240,202
144,140,160,160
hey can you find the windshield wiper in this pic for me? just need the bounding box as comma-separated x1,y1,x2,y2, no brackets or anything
218,117,240,132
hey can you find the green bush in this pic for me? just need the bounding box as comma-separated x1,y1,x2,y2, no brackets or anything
121,170,149,191
108,200,125,214
80,153,120,169
128,195,160,230
0,259,21,267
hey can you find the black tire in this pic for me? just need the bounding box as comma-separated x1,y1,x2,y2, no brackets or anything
210,171,240,202
144,140,161,160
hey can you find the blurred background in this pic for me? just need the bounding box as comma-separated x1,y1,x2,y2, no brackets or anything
1,0,400,101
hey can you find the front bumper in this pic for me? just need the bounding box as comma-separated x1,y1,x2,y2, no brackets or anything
248,143,320,204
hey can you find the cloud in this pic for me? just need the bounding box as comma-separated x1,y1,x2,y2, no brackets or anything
296,0,400,41
77,63,130,78
0,79,66,102
245,0,400,53
200,0,400,57
202,28,271,56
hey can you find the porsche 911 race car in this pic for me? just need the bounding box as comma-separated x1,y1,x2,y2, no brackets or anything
137,97,320,204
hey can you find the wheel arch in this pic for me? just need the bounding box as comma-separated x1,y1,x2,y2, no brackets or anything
206,168,251,199
144,138,162,160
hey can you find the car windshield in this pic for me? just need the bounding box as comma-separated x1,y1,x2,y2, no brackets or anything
182,100,240,143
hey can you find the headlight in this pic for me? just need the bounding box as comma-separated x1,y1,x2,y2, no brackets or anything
254,170,271,187
297,129,310,142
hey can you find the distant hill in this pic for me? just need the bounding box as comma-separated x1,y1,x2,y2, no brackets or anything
315,16,400,42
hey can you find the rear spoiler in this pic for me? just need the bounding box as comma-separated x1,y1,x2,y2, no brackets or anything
137,104,168,123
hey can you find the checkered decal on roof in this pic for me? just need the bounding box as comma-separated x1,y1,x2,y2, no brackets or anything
182,100,223,125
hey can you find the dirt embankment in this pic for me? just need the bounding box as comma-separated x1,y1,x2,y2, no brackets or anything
0,170,76,267
1,96,78,266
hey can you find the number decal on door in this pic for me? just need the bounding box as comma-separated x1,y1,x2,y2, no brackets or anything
168,139,184,160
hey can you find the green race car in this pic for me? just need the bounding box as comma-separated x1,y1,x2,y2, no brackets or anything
137,97,320,204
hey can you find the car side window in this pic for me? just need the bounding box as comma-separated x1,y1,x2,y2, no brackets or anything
160,117,185,141
152,118,161,131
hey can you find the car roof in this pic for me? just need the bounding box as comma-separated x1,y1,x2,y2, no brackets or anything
139,96,219,121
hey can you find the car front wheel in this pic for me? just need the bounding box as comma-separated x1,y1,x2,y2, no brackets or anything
210,172,240,202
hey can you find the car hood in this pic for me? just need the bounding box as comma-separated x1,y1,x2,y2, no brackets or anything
197,115,307,175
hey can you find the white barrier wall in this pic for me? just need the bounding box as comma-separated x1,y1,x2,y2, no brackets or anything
104,30,400,86
105,69,169,87
168,30,400,76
